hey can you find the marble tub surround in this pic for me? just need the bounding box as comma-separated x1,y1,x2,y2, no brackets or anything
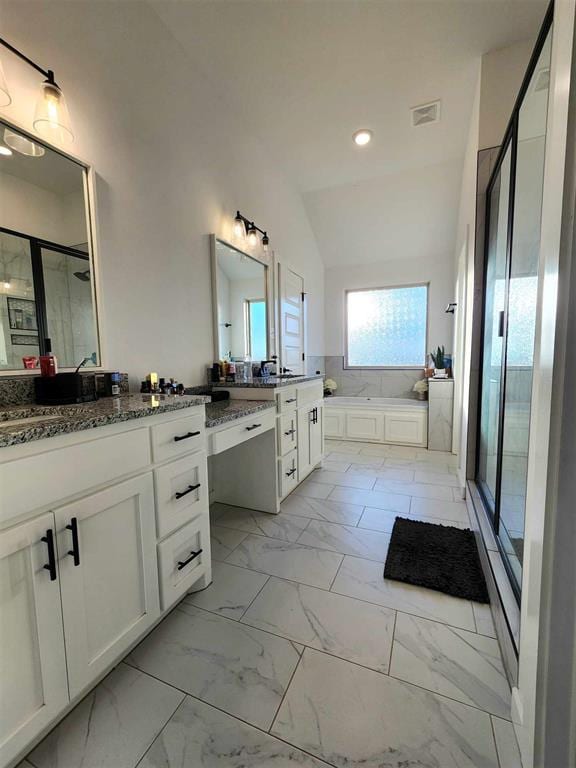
428,378,454,451
324,356,422,398
21,440,519,768
205,398,276,427
0,393,209,447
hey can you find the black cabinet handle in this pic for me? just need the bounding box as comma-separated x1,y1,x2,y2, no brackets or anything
285,398,297,404
41,529,57,581
284,428,296,436
285,467,297,478
177,548,203,570
314,407,318,424
246,424,261,431
66,517,80,566
175,483,201,500
174,430,201,442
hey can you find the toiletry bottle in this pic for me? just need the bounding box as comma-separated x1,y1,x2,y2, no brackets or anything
39,338,58,377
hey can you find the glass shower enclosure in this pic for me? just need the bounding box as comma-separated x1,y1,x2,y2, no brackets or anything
477,19,552,599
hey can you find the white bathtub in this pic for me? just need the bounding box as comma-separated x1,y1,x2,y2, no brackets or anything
324,396,428,447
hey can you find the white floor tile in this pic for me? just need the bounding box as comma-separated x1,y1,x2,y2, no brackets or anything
491,716,523,768
293,481,334,500
210,525,248,561
226,534,343,589
28,664,184,768
414,469,461,487
410,496,471,523
332,555,476,630
358,507,469,534
280,495,364,525
350,466,415,482
374,478,455,501
271,649,499,768
327,451,384,466
139,696,328,768
297,520,390,561
473,602,497,638
242,577,395,672
311,468,376,489
213,504,311,542
184,561,269,619
127,604,300,730
390,613,511,718
328,485,411,514
321,458,352,472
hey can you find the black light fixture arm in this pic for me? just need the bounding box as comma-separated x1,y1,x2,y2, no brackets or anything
0,36,57,85
235,211,267,238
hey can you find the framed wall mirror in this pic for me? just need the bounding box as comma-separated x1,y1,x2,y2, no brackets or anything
210,235,274,363
0,118,100,372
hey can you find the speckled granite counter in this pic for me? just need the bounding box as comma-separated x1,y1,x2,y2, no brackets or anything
205,399,276,428
214,374,323,389
0,394,209,448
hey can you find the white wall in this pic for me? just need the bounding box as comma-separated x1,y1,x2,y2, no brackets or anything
0,0,324,385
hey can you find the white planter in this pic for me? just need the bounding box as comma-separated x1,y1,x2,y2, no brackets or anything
434,368,447,377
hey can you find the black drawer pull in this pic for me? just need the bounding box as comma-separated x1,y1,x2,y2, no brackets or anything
284,428,296,436
41,529,57,581
285,398,297,404
285,468,297,478
246,424,262,431
66,517,80,566
177,548,203,570
175,483,201,500
174,430,201,442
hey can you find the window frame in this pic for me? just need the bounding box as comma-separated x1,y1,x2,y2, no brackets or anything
243,297,266,359
343,282,429,370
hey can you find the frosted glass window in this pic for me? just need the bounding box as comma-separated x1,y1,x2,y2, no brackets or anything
346,285,427,367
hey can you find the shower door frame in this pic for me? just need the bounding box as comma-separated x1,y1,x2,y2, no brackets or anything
0,225,90,359
475,4,553,605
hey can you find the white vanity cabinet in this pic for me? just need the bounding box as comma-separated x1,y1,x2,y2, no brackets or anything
0,404,209,768
0,514,69,767
278,379,324,492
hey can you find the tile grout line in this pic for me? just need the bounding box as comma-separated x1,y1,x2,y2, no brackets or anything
236,574,271,622
267,646,304,735
387,609,398,674
489,714,504,768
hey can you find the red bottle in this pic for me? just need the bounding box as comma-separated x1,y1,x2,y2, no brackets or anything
39,338,58,377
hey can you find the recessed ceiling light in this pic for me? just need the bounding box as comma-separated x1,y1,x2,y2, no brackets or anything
353,129,373,146
0,145,11,156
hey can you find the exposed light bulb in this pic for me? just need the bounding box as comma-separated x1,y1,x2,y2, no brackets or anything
262,233,269,253
246,224,259,247
33,78,74,144
0,145,12,156
353,129,373,146
233,212,245,239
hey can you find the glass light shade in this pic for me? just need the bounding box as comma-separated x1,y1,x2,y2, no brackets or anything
233,215,245,239
0,59,11,107
4,129,45,157
247,226,259,247
262,234,269,253
33,81,74,144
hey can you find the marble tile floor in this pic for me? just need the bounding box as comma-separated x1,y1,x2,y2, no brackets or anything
21,440,522,768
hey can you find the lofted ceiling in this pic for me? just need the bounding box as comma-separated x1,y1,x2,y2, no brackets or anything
151,0,547,266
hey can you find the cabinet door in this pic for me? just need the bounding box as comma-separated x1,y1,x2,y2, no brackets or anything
309,405,324,467
55,474,160,698
324,408,345,439
345,411,384,442
297,407,312,480
0,513,68,767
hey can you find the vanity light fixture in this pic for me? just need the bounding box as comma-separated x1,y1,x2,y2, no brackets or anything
353,129,373,146
233,211,271,252
0,36,74,144
0,144,12,156
4,128,45,157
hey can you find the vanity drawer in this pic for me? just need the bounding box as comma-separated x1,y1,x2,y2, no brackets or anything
151,411,205,464
154,452,209,539
210,410,276,454
279,448,298,498
296,381,323,407
277,387,298,413
157,515,210,610
278,411,298,456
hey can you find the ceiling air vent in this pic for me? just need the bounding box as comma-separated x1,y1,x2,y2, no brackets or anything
410,100,441,128
534,67,550,92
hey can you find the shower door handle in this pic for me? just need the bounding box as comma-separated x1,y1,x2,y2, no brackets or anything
498,311,505,338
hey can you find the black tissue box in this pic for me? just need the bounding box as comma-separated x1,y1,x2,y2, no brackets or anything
35,373,97,405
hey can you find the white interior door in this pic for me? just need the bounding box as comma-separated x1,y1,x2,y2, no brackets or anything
0,513,69,767
279,264,305,374
55,473,160,698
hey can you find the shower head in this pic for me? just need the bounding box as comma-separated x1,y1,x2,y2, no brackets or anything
74,270,91,282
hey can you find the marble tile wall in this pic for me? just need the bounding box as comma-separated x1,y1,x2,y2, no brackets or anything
324,356,422,398
306,355,325,376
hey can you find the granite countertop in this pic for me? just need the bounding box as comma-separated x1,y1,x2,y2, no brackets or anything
214,373,324,389
205,399,276,428
0,394,209,448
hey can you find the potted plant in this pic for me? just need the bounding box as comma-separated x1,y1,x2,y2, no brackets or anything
430,346,447,378
413,379,429,401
